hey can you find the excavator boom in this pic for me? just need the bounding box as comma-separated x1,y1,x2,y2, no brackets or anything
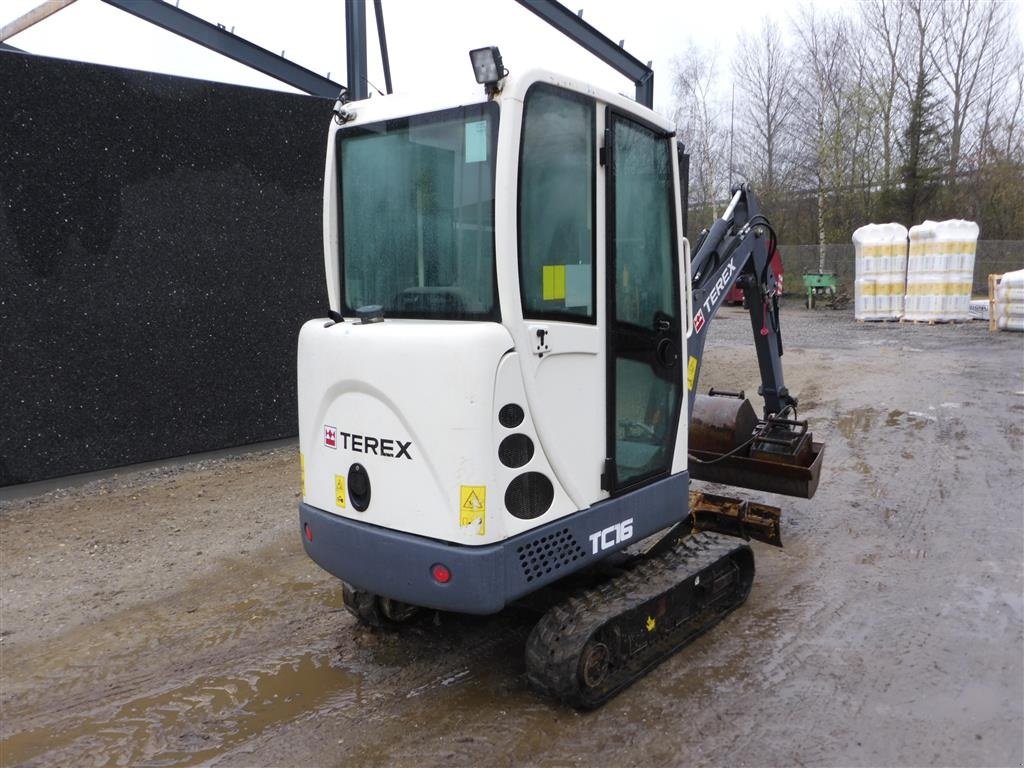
683,186,825,499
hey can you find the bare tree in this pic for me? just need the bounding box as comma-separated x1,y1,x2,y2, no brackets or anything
976,42,1023,161
892,0,943,224
671,45,727,219
860,0,909,187
791,6,854,260
667,0,1023,242
969,36,1023,238
997,49,1024,159
930,0,1016,179
842,39,878,224
731,19,794,199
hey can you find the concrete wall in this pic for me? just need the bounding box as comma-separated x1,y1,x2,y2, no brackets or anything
0,52,333,486
779,241,1023,295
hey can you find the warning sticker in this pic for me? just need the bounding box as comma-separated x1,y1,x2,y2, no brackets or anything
334,475,347,509
542,265,567,301
459,485,486,536
687,356,698,391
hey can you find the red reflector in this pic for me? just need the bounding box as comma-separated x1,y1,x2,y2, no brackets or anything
304,523,313,542
430,563,451,584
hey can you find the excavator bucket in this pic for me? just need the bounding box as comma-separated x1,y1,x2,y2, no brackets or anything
688,393,825,499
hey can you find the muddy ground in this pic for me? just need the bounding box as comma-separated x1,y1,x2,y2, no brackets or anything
2,305,1022,767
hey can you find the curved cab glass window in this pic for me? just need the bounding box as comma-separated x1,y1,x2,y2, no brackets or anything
339,104,498,319
613,119,676,329
519,85,595,321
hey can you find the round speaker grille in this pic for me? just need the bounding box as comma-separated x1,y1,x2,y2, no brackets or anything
505,472,554,519
498,434,534,468
498,403,525,428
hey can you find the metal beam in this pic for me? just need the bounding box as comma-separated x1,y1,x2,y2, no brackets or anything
514,0,653,108
345,0,367,100
100,0,344,98
1,0,78,43
372,0,392,94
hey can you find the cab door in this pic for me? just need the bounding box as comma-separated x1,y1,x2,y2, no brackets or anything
513,83,603,509
604,110,683,494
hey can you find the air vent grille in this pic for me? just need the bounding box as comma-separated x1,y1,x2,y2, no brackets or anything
505,472,554,519
498,403,525,428
516,527,586,583
498,434,534,468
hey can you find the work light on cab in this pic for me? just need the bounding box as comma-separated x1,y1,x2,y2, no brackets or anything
469,46,505,94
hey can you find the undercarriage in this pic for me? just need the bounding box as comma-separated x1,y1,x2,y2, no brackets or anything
340,489,781,708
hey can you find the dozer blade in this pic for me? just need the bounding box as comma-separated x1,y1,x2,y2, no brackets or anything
689,490,783,547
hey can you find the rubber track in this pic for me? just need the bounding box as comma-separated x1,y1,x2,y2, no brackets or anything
525,532,753,709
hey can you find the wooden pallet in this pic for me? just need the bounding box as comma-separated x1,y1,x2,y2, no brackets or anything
899,317,969,325
988,273,1003,332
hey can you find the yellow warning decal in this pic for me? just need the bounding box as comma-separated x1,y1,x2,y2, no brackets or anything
686,356,698,390
459,485,486,536
542,265,566,301
645,616,656,632
299,452,306,497
334,474,347,508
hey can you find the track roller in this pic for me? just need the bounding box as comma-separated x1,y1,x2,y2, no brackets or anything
525,532,754,709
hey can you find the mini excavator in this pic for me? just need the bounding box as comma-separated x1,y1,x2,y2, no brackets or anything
296,32,824,708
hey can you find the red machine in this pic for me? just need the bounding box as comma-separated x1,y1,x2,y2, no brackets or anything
726,243,783,304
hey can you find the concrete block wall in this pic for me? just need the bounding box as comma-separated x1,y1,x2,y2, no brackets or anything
0,52,333,485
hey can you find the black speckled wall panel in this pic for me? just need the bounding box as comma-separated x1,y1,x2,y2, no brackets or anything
0,52,333,485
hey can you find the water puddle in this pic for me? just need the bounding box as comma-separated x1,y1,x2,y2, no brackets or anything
881,409,933,431
836,407,876,440
885,409,905,427
1,652,361,767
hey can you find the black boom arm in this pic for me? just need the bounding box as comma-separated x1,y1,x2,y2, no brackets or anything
685,185,794,419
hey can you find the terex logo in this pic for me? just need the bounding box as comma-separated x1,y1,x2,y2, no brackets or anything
588,517,634,554
325,426,413,460
701,257,738,315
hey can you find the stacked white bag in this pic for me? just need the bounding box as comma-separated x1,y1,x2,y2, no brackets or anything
853,223,907,320
904,219,978,322
993,268,1024,332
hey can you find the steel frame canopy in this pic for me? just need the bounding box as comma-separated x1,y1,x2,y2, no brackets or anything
5,0,653,109
99,0,344,98
514,0,654,109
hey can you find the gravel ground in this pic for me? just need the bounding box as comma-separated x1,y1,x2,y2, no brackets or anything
1,300,1022,767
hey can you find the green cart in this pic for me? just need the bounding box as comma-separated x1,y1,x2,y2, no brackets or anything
803,271,838,309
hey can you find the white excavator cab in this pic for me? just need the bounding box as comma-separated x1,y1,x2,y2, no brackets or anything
298,68,696,615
